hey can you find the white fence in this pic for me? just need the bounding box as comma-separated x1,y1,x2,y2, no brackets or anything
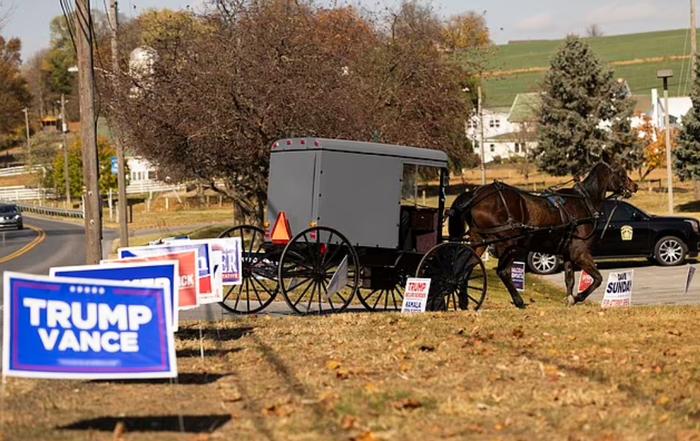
126,181,186,194
0,186,53,201
0,165,44,177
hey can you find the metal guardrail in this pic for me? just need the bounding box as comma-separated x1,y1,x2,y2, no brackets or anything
16,203,84,219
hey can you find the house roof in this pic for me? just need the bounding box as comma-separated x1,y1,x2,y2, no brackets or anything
508,93,540,123
486,131,537,142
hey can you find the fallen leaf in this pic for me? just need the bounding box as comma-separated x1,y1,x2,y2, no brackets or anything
656,395,671,406
326,360,341,370
392,398,422,410
352,431,379,441
512,328,525,339
336,368,351,379
341,415,357,430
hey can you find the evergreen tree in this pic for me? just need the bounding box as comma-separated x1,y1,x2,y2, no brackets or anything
533,35,638,176
675,57,700,183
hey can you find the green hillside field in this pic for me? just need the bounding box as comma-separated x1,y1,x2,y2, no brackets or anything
481,29,698,107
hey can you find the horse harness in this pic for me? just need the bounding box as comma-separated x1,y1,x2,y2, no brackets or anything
462,181,603,254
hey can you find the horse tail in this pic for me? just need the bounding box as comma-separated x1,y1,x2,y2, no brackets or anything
448,187,476,240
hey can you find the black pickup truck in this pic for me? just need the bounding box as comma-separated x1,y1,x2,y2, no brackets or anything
525,200,700,274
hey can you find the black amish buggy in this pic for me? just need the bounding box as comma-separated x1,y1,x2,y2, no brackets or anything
217,138,488,315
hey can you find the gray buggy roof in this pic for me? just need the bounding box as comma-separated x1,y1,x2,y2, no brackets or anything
271,138,449,167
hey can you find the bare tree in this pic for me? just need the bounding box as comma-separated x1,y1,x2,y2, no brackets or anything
107,1,477,222
586,24,603,37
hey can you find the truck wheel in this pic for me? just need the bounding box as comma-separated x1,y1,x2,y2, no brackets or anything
654,236,687,266
527,252,561,275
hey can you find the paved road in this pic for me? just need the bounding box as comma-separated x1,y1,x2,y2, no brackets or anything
541,259,700,306
0,215,116,289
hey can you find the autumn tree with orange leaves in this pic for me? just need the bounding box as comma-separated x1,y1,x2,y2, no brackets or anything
636,114,677,180
107,0,483,221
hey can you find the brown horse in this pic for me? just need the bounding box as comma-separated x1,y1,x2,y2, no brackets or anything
447,153,638,308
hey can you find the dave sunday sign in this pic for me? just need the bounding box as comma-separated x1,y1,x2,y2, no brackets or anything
601,270,633,308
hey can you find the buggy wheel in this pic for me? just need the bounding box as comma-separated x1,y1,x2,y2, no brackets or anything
217,225,279,314
278,226,359,315
416,242,487,311
357,269,406,311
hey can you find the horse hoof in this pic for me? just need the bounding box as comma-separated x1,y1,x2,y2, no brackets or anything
567,295,576,306
514,301,527,309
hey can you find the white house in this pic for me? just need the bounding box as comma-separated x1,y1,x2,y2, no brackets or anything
127,156,159,184
466,94,538,163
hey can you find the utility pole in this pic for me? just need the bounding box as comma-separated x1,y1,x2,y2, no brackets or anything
477,85,486,185
692,0,697,82
60,94,72,207
22,108,30,166
75,0,103,263
109,0,129,247
690,1,699,198
658,69,675,214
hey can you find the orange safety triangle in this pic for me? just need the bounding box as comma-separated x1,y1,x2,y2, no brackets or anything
271,212,292,245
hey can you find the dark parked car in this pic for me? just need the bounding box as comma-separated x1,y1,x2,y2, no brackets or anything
524,200,700,274
0,203,23,230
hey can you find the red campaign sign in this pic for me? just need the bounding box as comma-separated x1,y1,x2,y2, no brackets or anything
577,271,594,295
105,251,199,309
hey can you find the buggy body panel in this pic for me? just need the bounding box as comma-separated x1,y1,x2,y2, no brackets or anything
267,138,448,249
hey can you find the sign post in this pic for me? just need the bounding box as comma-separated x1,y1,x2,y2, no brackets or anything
685,266,696,294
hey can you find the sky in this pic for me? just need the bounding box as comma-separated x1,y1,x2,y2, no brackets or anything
1,0,695,62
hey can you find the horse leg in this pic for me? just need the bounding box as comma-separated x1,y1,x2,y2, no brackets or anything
496,247,527,309
569,253,602,304
563,260,576,305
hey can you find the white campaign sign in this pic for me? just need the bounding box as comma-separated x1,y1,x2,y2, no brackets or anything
601,270,633,308
401,278,431,313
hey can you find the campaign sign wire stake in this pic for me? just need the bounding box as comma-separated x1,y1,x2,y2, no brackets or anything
2,272,177,380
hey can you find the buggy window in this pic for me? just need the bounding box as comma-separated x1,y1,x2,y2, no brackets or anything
401,164,440,208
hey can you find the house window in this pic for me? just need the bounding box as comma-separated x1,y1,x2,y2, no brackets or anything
490,144,495,152
514,144,520,153
489,120,495,128
494,119,501,128
148,171,157,180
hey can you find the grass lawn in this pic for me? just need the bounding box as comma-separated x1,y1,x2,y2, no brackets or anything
6,272,700,440
480,28,697,107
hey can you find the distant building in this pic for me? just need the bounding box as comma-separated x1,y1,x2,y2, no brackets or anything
469,87,692,165
466,94,539,163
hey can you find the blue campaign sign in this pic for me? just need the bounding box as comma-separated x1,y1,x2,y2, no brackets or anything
119,243,218,305
166,238,242,286
110,157,118,175
2,272,177,380
511,261,526,292
50,261,180,331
